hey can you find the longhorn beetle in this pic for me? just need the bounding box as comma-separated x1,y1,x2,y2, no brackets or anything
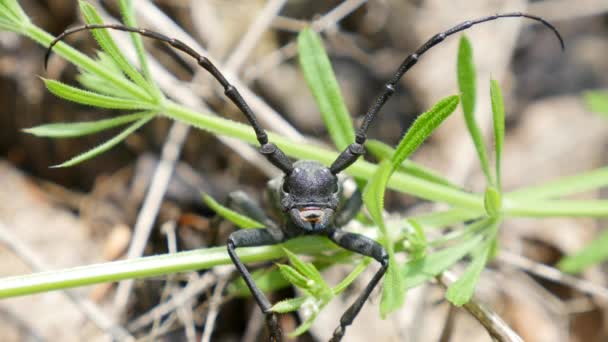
46,11,563,342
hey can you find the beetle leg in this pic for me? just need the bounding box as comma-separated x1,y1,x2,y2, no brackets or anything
334,189,362,227
227,228,286,342
328,230,388,342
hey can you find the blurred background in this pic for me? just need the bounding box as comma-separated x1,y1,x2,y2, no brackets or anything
0,0,607,341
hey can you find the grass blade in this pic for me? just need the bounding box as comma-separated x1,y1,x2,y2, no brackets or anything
490,79,505,189
298,28,354,150
52,114,154,167
201,194,263,229
457,36,493,185
558,229,608,273
44,78,155,110
79,1,156,98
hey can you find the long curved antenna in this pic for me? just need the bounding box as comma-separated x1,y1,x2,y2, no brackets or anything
329,12,564,174
45,24,294,175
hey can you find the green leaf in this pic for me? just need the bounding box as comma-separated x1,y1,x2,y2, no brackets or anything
362,160,404,316
117,0,158,95
445,220,498,306
298,28,354,150
44,78,155,110
366,139,460,189
390,95,460,169
282,248,325,286
457,36,493,185
277,264,312,290
79,1,155,98
483,186,502,218
24,111,153,138
490,79,505,189
401,232,484,290
271,296,309,313
201,194,262,229
332,258,371,295
288,312,318,338
51,114,154,167
409,208,481,230
0,0,30,29
228,267,289,297
558,229,608,273
584,91,608,116
404,219,427,260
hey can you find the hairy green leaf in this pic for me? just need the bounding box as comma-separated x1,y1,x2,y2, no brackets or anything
558,229,608,273
457,36,493,185
282,248,325,286
52,114,154,167
23,111,153,138
79,1,155,98
490,79,505,189
277,264,312,290
228,266,289,297
298,28,354,150
391,95,459,169
272,296,309,313
44,78,155,110
201,194,262,229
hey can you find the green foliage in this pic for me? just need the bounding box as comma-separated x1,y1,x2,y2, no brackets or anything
558,229,608,273
3,1,608,334
585,91,608,116
298,28,355,150
458,36,493,184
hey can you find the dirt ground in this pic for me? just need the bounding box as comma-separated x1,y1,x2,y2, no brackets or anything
1,0,608,341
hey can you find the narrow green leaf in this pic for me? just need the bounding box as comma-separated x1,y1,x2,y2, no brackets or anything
271,296,309,313
288,313,318,337
401,232,484,290
79,1,155,98
483,186,502,218
228,267,289,297
51,114,154,167
77,52,138,98
23,111,153,138
201,194,263,229
298,28,354,150
445,241,490,306
362,160,404,316
457,36,493,185
332,258,371,295
445,219,499,306
391,95,460,169
0,0,29,27
584,91,608,116
490,79,505,189
558,229,608,273
404,219,427,260
117,0,159,97
366,139,460,189
282,248,325,286
44,78,155,110
277,264,312,290
409,208,481,230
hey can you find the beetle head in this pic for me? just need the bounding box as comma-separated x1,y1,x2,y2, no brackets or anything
279,160,340,231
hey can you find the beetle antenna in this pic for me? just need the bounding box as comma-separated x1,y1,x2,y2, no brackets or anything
45,24,294,175
329,12,564,174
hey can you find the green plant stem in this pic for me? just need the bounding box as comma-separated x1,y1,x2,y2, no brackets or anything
164,101,484,210
22,23,153,102
503,199,608,217
0,236,334,299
